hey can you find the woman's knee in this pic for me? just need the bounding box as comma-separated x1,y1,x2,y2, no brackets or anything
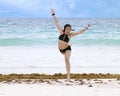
65,57,69,62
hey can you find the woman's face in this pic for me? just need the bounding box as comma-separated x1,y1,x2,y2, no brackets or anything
65,27,71,34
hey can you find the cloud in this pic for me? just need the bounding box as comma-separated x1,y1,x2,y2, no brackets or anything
0,0,40,11
106,8,118,13
51,0,77,17
79,10,89,18
0,0,120,18
67,0,75,9
0,0,53,17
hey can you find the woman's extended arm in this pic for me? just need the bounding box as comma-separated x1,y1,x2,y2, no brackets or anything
51,9,63,34
70,24,91,37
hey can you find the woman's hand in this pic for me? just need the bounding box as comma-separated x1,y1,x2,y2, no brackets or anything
51,9,55,14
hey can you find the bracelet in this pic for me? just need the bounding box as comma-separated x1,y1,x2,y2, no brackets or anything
52,13,55,16
85,27,89,30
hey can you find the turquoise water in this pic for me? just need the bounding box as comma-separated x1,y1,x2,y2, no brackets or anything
0,18,120,46
0,18,120,74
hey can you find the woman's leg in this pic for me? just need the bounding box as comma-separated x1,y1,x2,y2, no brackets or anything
64,50,71,81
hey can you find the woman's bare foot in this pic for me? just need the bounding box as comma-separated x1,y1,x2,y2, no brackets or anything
67,76,71,82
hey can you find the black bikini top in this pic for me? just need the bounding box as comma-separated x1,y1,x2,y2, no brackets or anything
58,34,70,42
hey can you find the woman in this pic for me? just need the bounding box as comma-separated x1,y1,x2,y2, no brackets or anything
51,9,91,81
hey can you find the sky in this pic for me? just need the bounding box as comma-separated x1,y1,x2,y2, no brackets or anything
0,0,120,18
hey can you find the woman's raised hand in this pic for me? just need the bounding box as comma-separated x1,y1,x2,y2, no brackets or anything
51,9,55,14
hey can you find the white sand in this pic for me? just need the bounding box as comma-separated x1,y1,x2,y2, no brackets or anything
0,79,120,96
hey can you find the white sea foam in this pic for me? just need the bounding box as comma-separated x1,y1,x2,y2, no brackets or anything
0,45,120,74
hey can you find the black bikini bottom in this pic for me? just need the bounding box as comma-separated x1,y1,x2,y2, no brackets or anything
59,45,71,53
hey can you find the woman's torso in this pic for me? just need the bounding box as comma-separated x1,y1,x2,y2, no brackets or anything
58,34,70,50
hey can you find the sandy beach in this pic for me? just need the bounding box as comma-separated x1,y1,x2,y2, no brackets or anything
0,78,120,96
0,0,120,95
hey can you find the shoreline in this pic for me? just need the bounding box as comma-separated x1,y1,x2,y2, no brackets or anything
0,73,120,81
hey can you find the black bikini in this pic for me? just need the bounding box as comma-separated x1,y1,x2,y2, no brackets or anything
59,34,69,42
58,34,71,53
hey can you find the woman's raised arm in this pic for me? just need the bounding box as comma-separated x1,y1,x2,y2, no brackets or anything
51,9,63,34
70,24,91,37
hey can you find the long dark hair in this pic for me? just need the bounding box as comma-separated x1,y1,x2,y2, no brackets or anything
63,24,71,32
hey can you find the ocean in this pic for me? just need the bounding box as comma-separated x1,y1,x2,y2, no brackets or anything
0,18,120,74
